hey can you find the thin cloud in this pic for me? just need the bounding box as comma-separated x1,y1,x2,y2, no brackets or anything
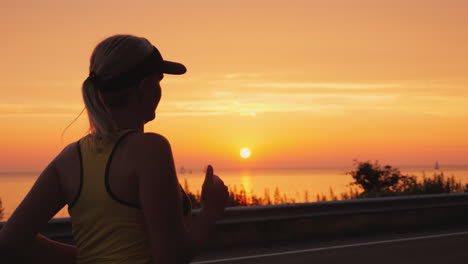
244,82,397,89
208,73,468,98
2,76,466,118
0,104,83,117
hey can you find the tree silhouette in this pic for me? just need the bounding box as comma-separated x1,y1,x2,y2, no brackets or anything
347,160,414,197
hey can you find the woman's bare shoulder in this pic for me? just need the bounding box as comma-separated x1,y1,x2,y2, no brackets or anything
54,141,80,163
130,132,172,153
124,132,174,168
126,132,176,185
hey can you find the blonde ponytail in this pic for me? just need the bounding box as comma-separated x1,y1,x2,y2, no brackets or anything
82,75,117,139
82,34,153,140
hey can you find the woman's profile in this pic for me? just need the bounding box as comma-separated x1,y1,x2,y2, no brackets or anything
0,34,230,264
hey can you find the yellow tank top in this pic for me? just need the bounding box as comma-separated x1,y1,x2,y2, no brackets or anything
68,130,191,264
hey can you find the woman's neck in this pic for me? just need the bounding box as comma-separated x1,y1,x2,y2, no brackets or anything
112,109,144,132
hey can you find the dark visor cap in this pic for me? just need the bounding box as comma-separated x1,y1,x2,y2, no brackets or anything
161,60,187,75
128,45,186,75
93,46,186,90
155,48,187,75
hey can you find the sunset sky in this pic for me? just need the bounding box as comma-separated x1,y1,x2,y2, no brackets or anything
1,0,468,172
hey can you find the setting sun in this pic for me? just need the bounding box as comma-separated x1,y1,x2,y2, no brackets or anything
240,148,251,159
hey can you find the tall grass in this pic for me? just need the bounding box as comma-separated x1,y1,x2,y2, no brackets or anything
408,172,466,194
182,178,302,208
0,198,4,221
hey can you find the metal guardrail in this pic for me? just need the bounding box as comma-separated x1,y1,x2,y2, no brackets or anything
218,192,468,223
2,193,468,247
207,192,468,247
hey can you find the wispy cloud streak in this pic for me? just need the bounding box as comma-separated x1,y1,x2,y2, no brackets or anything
0,104,83,117
1,76,466,118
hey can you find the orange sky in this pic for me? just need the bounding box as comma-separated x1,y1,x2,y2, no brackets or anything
1,0,468,172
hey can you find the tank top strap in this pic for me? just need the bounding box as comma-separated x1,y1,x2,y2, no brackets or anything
72,128,192,215
69,129,151,264
70,129,140,209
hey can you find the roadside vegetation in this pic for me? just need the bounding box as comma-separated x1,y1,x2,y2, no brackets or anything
0,198,4,221
183,179,299,208
183,160,468,208
347,160,468,198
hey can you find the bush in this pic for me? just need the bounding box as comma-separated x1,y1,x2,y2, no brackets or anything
347,160,415,197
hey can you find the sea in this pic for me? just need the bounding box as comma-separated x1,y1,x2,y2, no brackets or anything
1,165,468,220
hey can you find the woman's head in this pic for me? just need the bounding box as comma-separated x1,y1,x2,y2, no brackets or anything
82,34,185,139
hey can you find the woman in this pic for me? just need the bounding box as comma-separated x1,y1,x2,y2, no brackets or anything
0,34,230,264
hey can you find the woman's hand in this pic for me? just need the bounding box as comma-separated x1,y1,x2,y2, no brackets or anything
200,165,229,219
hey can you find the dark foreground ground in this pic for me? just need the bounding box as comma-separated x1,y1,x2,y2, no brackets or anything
191,227,468,264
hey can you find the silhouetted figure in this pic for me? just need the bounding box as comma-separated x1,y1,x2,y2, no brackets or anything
0,34,229,264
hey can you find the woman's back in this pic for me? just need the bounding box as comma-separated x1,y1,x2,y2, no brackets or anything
59,130,151,263
57,130,193,263
57,131,141,209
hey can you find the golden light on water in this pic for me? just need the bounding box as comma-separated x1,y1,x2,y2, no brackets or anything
240,170,253,204
240,148,251,159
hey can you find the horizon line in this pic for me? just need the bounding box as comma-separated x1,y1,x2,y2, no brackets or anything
2,163,468,176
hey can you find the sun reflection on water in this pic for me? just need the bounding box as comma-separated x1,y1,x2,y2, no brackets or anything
239,170,253,203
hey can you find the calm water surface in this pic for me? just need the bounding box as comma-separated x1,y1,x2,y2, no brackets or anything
1,166,467,220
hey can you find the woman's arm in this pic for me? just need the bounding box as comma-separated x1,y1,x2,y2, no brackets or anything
0,152,76,263
136,133,228,264
184,165,228,251
29,234,76,263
